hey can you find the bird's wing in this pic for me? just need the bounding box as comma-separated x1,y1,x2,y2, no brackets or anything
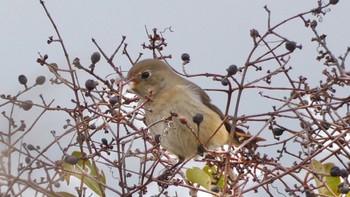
184,81,241,145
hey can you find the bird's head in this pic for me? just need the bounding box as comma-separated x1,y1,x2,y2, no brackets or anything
126,59,176,97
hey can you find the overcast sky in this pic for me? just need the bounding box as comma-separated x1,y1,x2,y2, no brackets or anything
1,1,349,108
1,1,349,196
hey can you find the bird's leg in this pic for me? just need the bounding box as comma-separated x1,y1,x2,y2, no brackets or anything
158,157,184,181
169,158,184,171
197,144,205,157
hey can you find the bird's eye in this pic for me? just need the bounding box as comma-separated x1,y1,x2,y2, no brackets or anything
141,71,150,79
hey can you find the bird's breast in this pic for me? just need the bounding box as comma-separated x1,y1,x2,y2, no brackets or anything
142,85,230,159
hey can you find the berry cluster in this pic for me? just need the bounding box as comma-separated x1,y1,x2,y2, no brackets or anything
330,166,350,194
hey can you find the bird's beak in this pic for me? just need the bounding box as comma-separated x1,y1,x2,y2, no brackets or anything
129,81,138,90
126,79,139,94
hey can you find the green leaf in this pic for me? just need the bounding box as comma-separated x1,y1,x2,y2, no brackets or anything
62,151,106,196
202,165,224,188
324,163,341,195
309,159,340,196
101,169,106,184
186,167,212,190
216,175,225,189
202,165,217,183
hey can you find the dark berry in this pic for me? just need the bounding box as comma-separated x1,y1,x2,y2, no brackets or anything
25,156,31,164
272,128,285,136
320,121,331,130
21,100,33,111
197,145,204,157
35,76,46,85
338,182,345,189
91,52,101,64
18,75,28,85
329,0,339,5
339,187,350,194
310,20,317,29
89,124,96,130
340,169,348,178
221,78,229,86
64,155,79,165
85,79,96,91
301,100,309,105
211,185,220,193
227,64,238,76
109,96,118,105
181,53,190,62
77,133,86,142
285,41,297,52
53,182,60,188
310,93,321,101
290,90,298,99
330,166,341,176
50,63,58,71
192,113,204,125
154,134,161,143
101,138,108,145
27,144,35,151
305,190,316,197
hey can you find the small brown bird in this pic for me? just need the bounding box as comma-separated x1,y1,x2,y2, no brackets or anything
127,59,241,165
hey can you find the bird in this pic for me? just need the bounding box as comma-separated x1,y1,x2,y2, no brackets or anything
126,59,241,167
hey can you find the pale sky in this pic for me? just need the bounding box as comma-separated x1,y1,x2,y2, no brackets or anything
1,1,349,196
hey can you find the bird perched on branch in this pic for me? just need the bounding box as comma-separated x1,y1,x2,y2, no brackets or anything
127,59,242,167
